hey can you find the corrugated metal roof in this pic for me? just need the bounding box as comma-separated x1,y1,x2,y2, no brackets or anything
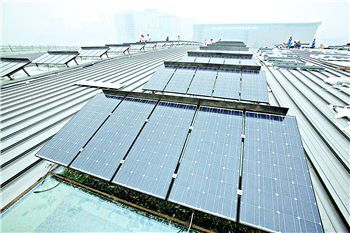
257,50,349,232
0,46,195,209
1,46,349,233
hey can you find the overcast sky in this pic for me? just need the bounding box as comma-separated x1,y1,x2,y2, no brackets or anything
1,0,349,45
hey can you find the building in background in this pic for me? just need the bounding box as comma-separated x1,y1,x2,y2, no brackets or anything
114,9,192,43
193,22,321,47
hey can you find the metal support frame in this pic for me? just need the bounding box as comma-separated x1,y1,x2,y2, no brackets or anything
102,90,289,116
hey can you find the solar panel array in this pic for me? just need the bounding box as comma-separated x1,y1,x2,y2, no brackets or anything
240,112,323,232
143,67,269,103
0,58,30,77
178,56,256,66
107,46,130,53
37,94,121,166
70,98,156,180
113,102,196,198
32,52,78,65
36,93,323,233
169,107,243,221
79,47,109,57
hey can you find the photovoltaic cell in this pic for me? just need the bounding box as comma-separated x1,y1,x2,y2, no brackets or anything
32,53,77,65
240,59,257,66
240,112,323,233
0,60,30,77
169,107,243,220
108,46,129,53
36,94,121,166
241,72,269,103
79,48,108,57
212,71,240,100
179,56,196,62
209,57,225,65
187,70,217,96
70,98,157,181
224,58,240,65
113,102,196,199
164,69,195,94
195,57,210,63
142,66,176,91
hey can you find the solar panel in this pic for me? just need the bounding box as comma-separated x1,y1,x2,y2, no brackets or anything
70,98,157,181
36,94,121,166
180,56,196,62
240,59,257,66
129,44,145,50
108,46,129,53
224,58,240,65
164,69,195,94
209,57,225,64
113,102,196,199
0,58,30,77
32,52,78,65
241,72,269,103
142,66,176,92
195,57,210,63
79,47,109,57
212,71,241,100
240,112,323,233
169,107,243,221
187,70,217,96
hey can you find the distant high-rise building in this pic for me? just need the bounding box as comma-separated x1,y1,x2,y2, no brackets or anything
193,22,321,47
114,10,192,43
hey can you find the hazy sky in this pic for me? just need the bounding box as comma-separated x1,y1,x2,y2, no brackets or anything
1,0,349,45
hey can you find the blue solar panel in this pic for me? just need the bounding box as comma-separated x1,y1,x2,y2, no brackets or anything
240,112,323,233
164,69,195,94
142,66,176,91
113,102,196,199
241,71,269,103
36,94,121,166
70,98,157,181
169,107,243,220
212,71,241,100
187,70,217,96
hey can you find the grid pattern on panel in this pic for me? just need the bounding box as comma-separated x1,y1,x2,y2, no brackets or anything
164,69,195,94
0,61,28,77
142,67,176,91
70,98,157,181
194,57,210,63
241,72,269,103
169,107,243,220
129,45,144,50
208,57,225,64
212,71,241,100
240,59,257,66
187,70,217,97
240,112,323,233
108,47,129,53
32,54,76,65
36,94,121,166
113,102,196,199
224,58,240,65
180,56,196,62
79,49,107,57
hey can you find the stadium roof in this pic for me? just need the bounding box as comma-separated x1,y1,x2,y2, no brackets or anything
0,43,349,232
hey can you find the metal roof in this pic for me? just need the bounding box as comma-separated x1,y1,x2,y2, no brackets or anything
0,46,195,210
1,45,349,232
257,49,349,232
